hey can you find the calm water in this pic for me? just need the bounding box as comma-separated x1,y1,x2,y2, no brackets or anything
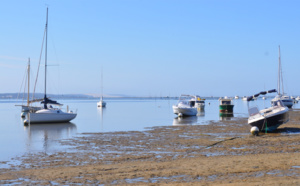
0,98,298,163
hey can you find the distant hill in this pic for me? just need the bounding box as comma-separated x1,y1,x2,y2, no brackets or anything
0,93,217,100
0,93,94,99
0,93,150,99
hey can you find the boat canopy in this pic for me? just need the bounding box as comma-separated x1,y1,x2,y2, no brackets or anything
247,89,277,101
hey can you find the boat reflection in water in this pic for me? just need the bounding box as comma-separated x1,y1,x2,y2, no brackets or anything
97,107,106,131
173,116,198,126
197,110,205,117
23,122,77,152
219,112,234,121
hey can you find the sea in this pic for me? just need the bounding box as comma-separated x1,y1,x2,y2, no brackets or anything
0,97,299,164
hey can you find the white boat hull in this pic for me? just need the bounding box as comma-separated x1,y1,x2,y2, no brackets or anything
248,106,289,132
195,103,205,110
26,109,77,124
22,105,42,112
97,100,106,107
173,105,197,116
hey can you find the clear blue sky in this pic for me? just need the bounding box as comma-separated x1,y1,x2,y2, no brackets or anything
0,0,299,97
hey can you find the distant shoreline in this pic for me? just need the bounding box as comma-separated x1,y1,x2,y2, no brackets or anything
0,93,274,100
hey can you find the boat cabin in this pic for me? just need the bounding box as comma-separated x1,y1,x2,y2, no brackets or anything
219,99,232,105
189,100,195,107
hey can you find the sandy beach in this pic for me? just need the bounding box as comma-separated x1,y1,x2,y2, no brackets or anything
1,110,300,185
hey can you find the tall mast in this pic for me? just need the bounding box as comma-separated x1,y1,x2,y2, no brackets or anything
27,58,30,106
44,7,48,109
278,45,281,96
101,66,103,100
280,46,285,95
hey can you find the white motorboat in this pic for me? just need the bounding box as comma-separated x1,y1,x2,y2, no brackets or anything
194,96,205,110
234,96,239,99
173,95,202,116
219,96,234,113
242,96,248,101
25,8,77,124
247,89,289,132
296,96,300,101
271,46,293,108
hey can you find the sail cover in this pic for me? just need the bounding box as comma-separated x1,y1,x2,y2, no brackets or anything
41,97,63,106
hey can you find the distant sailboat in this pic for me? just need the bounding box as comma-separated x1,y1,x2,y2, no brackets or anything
25,7,77,124
97,67,106,107
271,46,293,108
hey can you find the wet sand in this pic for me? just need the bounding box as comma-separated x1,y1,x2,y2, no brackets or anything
1,110,300,185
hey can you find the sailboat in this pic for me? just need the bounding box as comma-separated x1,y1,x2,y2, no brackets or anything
24,8,77,124
97,96,106,107
271,46,294,108
16,58,42,116
97,68,106,107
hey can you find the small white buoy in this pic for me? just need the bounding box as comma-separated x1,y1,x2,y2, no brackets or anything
250,126,259,136
21,112,26,118
178,113,183,117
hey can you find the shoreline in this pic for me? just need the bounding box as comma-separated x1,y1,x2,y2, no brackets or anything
1,110,300,185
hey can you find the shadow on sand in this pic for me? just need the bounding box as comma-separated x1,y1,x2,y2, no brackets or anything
273,127,300,133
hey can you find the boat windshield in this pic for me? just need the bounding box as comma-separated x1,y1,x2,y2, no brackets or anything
248,106,260,116
189,101,195,107
272,100,283,107
221,100,231,105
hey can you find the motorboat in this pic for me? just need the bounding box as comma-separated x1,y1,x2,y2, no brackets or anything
296,96,300,101
219,96,234,113
25,8,77,124
195,96,205,110
173,95,202,116
271,46,293,108
234,95,239,99
247,89,289,132
242,96,248,101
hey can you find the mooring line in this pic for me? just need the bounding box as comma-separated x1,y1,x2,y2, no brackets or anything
205,137,240,148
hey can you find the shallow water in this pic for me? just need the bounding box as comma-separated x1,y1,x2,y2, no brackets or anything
0,97,298,163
